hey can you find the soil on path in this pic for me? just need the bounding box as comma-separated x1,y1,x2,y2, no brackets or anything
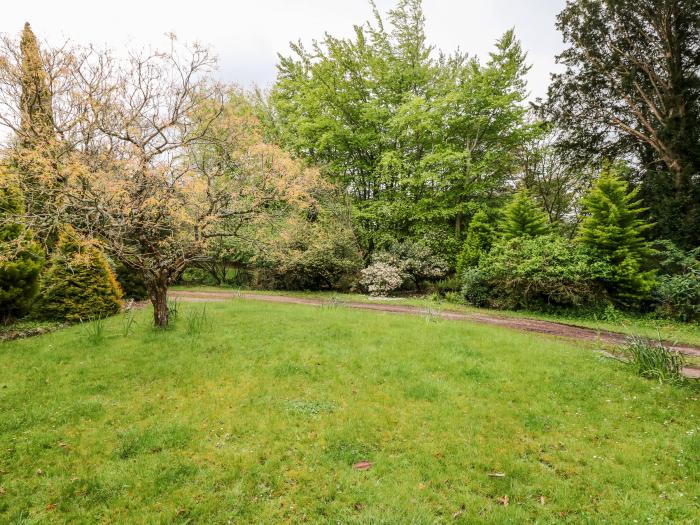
169,289,700,379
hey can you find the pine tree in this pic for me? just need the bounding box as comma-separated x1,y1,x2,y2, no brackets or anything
0,174,43,321
578,165,655,305
456,210,493,276
500,189,550,239
20,22,53,143
38,227,123,322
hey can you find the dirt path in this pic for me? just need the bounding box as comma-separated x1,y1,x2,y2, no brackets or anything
169,289,700,378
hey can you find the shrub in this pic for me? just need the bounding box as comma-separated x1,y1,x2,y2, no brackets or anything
0,179,44,321
360,262,403,296
577,165,655,306
371,240,448,291
456,210,494,276
473,234,607,310
621,336,685,383
113,261,148,300
37,228,123,322
256,212,363,291
460,267,491,307
654,274,700,322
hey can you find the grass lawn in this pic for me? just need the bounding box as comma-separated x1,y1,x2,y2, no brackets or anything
173,285,700,347
1,299,699,523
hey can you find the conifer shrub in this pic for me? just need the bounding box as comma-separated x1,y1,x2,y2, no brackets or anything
37,228,123,322
0,179,44,321
456,210,494,277
577,166,656,306
499,189,550,240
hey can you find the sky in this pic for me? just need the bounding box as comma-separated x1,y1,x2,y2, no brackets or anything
3,0,566,101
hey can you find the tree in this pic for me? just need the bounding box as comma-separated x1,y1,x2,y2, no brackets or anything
0,173,43,321
37,227,122,322
455,210,493,276
544,0,700,248
500,190,550,239
268,0,535,256
0,35,319,327
577,165,656,304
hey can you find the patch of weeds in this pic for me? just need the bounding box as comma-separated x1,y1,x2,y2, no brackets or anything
286,399,336,417
322,294,344,310
115,423,193,459
185,306,212,337
323,437,375,465
422,304,442,323
121,309,137,337
621,335,686,384
81,317,106,344
167,299,180,321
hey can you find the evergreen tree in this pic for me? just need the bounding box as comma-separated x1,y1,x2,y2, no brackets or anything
456,210,493,276
578,165,656,305
0,175,43,321
500,190,550,240
38,227,123,322
20,22,53,142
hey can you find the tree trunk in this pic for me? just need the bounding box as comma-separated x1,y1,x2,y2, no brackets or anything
148,279,169,328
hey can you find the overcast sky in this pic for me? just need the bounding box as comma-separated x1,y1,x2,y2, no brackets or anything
4,0,566,100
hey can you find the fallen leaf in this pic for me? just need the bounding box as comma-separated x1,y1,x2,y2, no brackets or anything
488,472,506,478
452,506,465,519
497,495,509,506
58,442,68,448
0,487,6,495
36,469,44,476
539,495,546,505
46,503,56,510
352,461,372,471
418,483,426,490
353,502,364,511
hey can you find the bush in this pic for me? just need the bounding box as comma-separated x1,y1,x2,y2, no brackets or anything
654,274,700,322
472,234,607,310
371,240,448,291
0,180,44,321
360,262,403,297
460,267,491,307
37,228,123,322
113,261,148,300
255,211,363,291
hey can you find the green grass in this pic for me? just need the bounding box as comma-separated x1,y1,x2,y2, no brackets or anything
1,299,699,523
173,286,700,347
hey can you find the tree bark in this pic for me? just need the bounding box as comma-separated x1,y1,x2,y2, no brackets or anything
147,278,169,328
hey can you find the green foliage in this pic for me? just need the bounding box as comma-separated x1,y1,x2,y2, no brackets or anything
371,240,448,291
654,274,700,323
577,166,656,305
256,208,363,291
473,234,607,310
456,210,494,275
269,1,536,253
499,189,550,240
460,267,491,307
112,261,148,300
0,177,44,321
621,336,686,384
37,228,123,322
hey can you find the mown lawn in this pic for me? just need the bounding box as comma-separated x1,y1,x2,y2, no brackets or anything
0,299,698,523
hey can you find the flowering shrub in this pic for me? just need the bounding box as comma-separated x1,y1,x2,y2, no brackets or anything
360,262,403,296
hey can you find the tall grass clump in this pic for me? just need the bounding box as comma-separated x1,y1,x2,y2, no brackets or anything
82,317,106,344
622,336,685,383
185,306,211,337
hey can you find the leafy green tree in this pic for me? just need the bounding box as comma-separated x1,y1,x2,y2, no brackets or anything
578,166,656,305
38,227,123,322
269,0,536,255
500,190,549,240
0,175,43,321
456,210,493,276
545,0,700,248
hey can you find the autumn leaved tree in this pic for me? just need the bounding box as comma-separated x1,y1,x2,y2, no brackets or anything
0,32,318,327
